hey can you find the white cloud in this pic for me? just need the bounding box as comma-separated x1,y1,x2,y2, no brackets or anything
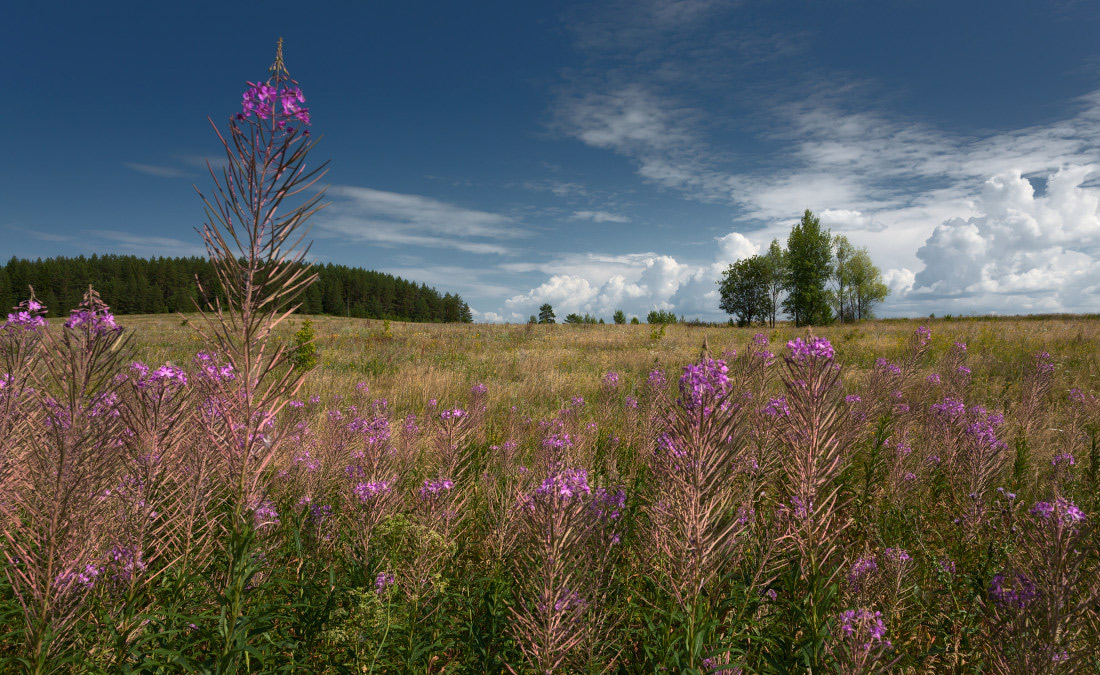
571,210,631,223
502,230,761,320
318,186,527,255
910,167,1100,314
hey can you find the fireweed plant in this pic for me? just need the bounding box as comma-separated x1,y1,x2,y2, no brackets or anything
2,43,1100,674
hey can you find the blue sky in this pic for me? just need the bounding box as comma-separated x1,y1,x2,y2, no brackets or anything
5,0,1100,321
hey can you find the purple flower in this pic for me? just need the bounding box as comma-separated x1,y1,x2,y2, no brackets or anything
753,332,769,347
439,407,466,421
763,395,790,418
65,308,120,334
915,325,932,346
876,358,902,376
926,373,941,384
602,371,620,388
3,298,48,332
107,545,147,584
848,556,878,589
355,480,392,503
884,547,911,564
786,336,835,363
953,341,967,353
835,608,891,652
252,500,280,529
534,467,591,500
624,395,638,409
1034,351,1055,375
1030,497,1085,524
930,397,966,421
990,572,1037,610
375,571,395,593
647,368,667,389
471,382,488,395
678,358,730,409
939,559,956,575
956,365,971,377
845,394,861,404
1052,453,1075,467
419,478,455,501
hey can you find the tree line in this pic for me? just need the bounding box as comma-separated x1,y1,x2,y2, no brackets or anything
719,209,889,327
0,255,473,323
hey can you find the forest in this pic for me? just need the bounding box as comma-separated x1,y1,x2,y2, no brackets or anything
0,255,473,323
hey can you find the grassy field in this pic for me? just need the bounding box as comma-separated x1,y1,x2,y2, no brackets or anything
6,310,1100,672
134,313,1100,432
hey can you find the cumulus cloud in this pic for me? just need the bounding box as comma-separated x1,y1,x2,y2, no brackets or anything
318,186,527,255
502,230,761,320
911,167,1100,313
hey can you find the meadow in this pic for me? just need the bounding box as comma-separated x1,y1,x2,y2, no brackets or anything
2,305,1099,673
4,45,1099,673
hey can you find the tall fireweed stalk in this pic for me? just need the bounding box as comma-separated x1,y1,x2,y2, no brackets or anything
507,461,624,672
640,347,779,670
985,495,1099,672
0,289,131,673
774,336,861,666
187,38,328,666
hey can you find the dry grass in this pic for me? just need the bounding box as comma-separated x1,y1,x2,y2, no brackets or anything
118,314,1100,417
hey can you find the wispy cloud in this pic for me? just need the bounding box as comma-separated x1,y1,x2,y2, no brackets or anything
123,162,192,178
571,210,630,223
317,186,528,255
86,230,207,257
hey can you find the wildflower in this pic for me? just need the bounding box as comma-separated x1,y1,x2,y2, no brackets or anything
647,368,667,389
66,307,121,334
956,365,971,377
252,500,280,529
845,394,861,404
571,395,585,407
915,325,932,346
753,332,769,347
592,486,626,522
926,373,941,384
1030,497,1086,524
1034,351,1055,375
439,407,466,421
884,547,911,564
419,478,455,500
954,341,967,352
876,358,902,376
624,395,638,409
106,545,147,584
763,395,790,418
939,559,956,575
835,608,892,652
471,382,488,395
1051,453,1075,467
353,480,392,503
375,571,395,593
602,371,619,388
1068,388,1086,403
356,381,369,392
679,357,729,409
990,572,1037,610
4,298,48,331
534,467,591,500
786,336,835,363
848,556,878,590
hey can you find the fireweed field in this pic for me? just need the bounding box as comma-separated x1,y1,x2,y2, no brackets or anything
4,46,1100,675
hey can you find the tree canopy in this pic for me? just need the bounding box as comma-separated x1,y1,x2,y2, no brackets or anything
0,255,472,323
